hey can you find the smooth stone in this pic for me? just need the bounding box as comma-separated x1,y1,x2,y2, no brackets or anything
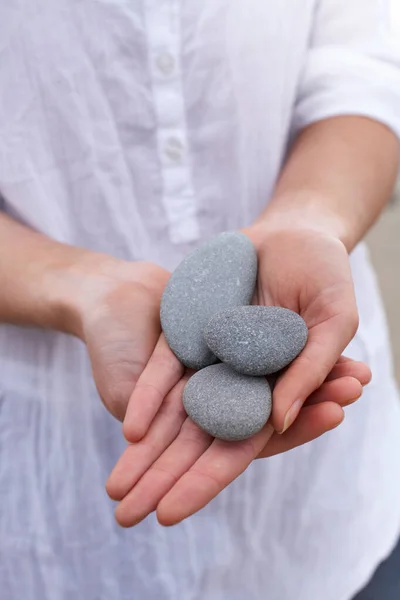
204,306,308,376
161,232,257,369
183,363,272,441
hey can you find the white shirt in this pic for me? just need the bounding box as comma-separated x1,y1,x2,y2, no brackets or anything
1,1,400,599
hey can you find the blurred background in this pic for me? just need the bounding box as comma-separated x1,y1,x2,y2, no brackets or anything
367,180,400,380
367,0,400,381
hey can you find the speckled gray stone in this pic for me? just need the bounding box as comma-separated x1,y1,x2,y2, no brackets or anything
183,363,272,441
204,306,308,376
161,232,258,369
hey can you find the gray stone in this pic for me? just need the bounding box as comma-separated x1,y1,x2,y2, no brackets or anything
204,306,308,376
161,232,257,369
183,363,272,441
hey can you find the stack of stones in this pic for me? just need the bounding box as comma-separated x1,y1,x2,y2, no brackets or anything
161,232,308,441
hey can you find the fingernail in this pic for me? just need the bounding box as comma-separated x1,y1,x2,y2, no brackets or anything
280,399,303,434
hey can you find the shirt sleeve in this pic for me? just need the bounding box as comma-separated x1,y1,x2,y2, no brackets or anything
293,0,400,138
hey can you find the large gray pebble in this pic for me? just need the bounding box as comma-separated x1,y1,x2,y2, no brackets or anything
183,363,272,441
161,232,257,369
204,306,308,376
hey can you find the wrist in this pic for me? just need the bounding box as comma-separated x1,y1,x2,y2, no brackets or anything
43,252,170,342
250,190,354,252
40,248,122,340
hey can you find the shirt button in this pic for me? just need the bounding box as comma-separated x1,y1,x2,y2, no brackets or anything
156,52,175,75
165,137,184,162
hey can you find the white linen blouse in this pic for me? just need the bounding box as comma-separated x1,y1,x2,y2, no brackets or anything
1,1,400,599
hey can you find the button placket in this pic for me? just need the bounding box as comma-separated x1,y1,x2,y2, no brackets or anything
156,52,176,76
145,0,199,244
164,136,183,162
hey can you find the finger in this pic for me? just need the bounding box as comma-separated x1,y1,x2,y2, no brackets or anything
272,307,358,433
270,357,369,395
156,423,274,527
258,402,345,458
325,360,371,386
123,334,184,442
304,376,362,407
336,356,355,363
106,376,188,501
114,377,358,527
115,419,213,528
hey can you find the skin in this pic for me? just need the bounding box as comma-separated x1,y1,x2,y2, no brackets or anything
0,116,397,528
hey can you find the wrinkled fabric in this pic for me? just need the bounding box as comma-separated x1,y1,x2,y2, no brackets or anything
1,1,400,599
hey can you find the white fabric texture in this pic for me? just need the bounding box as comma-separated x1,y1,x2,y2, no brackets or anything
1,1,400,599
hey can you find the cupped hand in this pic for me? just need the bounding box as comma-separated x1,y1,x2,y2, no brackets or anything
110,226,370,527
247,226,360,433
108,355,370,527
79,258,178,421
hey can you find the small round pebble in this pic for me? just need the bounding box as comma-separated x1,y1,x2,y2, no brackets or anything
204,306,308,376
183,363,272,441
161,232,257,370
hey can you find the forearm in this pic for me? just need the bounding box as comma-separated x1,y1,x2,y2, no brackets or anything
255,116,400,251
0,213,111,337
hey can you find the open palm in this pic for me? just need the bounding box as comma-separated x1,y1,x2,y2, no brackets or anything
107,228,370,527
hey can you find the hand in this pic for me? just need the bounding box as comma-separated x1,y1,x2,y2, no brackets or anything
0,212,177,422
107,356,370,527
109,226,370,527
79,257,177,421
248,225,361,433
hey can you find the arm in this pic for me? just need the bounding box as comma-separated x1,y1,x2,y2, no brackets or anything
0,212,88,337
250,115,399,437
254,116,399,252
0,211,171,420
257,0,400,250
248,0,400,432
